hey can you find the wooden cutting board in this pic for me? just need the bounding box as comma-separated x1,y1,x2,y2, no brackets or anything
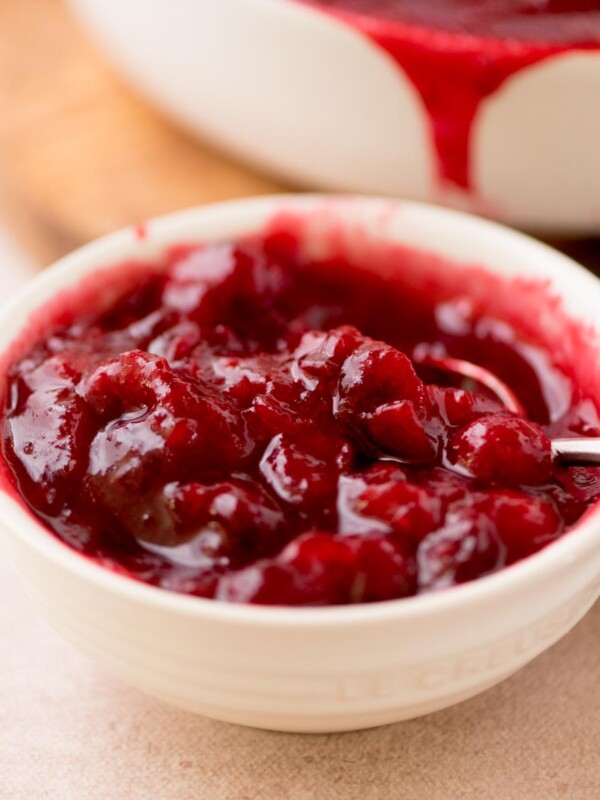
0,0,286,266
1,0,598,273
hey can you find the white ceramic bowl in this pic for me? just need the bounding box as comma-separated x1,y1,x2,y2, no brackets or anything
1,196,600,733
68,0,600,233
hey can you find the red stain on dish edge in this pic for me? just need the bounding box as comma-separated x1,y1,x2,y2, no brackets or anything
134,222,148,240
300,1,600,190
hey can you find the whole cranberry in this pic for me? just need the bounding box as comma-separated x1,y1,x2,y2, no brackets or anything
169,243,293,348
247,366,330,440
543,481,589,527
479,490,563,562
217,532,417,605
447,414,553,487
417,467,471,509
5,382,92,513
561,466,600,504
296,325,363,382
417,510,506,591
259,432,353,509
84,350,248,465
427,386,505,428
363,400,438,462
337,340,426,418
170,479,286,560
353,480,441,543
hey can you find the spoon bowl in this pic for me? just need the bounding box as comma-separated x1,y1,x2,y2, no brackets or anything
426,353,600,465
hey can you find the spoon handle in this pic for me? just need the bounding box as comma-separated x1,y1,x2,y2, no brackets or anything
551,438,600,466
415,354,600,466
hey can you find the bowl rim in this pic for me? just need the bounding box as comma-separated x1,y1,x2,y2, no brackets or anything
1,193,600,628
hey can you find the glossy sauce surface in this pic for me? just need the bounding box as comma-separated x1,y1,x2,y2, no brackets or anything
301,1,600,189
2,224,600,605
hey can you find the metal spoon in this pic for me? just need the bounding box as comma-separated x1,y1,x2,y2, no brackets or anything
421,353,600,467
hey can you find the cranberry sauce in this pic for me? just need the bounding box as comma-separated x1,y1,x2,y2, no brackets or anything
301,1,600,189
2,223,600,606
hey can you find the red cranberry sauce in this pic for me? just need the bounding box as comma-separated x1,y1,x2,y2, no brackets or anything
300,1,600,189
2,224,600,606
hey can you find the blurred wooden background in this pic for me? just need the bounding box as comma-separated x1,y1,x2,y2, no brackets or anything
0,0,286,265
0,0,598,272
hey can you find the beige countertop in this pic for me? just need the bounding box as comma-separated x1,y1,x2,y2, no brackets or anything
1,547,598,799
